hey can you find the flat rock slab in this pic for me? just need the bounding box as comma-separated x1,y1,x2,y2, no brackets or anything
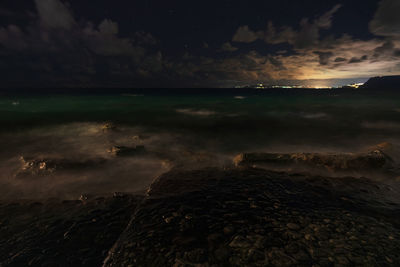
105,168,400,267
233,150,397,176
0,194,143,267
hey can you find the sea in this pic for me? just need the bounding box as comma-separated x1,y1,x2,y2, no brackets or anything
0,88,399,199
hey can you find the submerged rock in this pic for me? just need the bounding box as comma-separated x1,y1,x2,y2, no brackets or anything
101,122,117,132
107,145,146,157
132,135,150,141
17,156,106,177
368,142,394,153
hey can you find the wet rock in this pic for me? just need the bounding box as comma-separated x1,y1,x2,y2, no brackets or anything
247,248,265,262
183,248,207,263
223,225,235,235
84,168,400,266
0,194,142,267
229,235,251,248
286,223,301,230
172,235,197,246
113,192,128,198
79,194,91,202
214,246,231,262
164,216,174,224
285,243,299,254
367,142,394,153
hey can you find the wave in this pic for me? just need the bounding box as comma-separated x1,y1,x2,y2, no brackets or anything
176,108,216,116
300,112,328,119
362,121,400,130
121,94,144,97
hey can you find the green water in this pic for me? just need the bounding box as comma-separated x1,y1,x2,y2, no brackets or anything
1,93,399,150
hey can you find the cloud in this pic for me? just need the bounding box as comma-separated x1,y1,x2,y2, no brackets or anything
232,26,259,43
314,51,334,65
166,50,274,86
263,5,342,49
334,57,347,62
82,20,145,58
315,4,342,29
172,31,400,86
349,55,368,64
232,5,342,50
0,25,28,50
373,41,395,59
134,31,158,46
225,4,400,82
34,0,76,30
0,0,164,87
1,1,400,87
369,0,400,37
220,42,238,52
98,19,119,35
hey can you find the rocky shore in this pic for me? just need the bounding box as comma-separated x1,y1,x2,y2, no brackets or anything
0,194,142,266
104,168,400,267
1,156,400,266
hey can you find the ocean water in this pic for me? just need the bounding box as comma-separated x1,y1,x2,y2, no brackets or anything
0,90,399,199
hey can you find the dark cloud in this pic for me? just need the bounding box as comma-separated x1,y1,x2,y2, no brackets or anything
232,26,259,43
315,4,342,29
265,5,341,49
334,57,347,62
0,8,18,18
314,51,334,65
0,0,164,87
232,4,342,50
369,0,400,37
0,25,28,50
220,42,238,52
34,0,76,30
134,31,158,46
373,41,395,59
349,55,368,64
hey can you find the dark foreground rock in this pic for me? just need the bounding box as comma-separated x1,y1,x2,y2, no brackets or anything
0,194,142,267
105,168,400,267
2,167,400,266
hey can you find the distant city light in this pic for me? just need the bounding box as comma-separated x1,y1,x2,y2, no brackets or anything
347,83,364,89
313,85,331,89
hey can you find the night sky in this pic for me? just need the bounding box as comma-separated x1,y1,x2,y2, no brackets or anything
0,0,399,88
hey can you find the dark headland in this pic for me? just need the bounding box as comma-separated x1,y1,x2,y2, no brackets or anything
361,75,400,91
